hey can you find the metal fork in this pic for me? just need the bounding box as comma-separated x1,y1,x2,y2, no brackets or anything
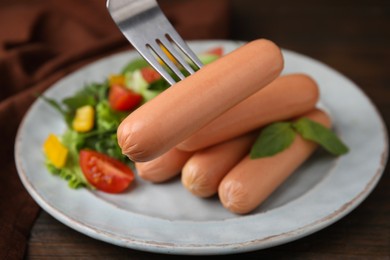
106,0,203,85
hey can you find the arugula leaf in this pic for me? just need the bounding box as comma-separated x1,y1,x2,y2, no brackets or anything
83,100,129,162
77,126,129,163
39,95,67,117
62,95,96,111
84,131,129,163
40,82,109,128
79,82,108,102
250,122,296,159
62,82,109,111
121,58,149,74
292,118,349,156
148,78,170,91
39,95,74,127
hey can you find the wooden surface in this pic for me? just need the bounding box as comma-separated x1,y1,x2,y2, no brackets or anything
27,0,390,259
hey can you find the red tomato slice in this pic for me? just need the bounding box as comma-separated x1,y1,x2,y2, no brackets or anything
141,67,161,83
205,47,223,57
109,85,142,111
79,150,135,193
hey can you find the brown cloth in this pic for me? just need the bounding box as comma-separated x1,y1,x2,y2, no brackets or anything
0,0,230,258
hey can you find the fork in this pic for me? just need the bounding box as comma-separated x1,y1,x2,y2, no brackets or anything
106,0,203,85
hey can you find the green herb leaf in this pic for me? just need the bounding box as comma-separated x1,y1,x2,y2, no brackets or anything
45,162,87,189
43,130,92,189
95,100,127,131
39,95,74,127
148,78,170,91
250,122,296,159
62,95,96,111
121,58,149,74
78,82,108,102
62,82,108,111
292,117,349,155
39,95,67,117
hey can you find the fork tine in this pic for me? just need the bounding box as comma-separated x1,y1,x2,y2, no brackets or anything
107,0,203,85
148,42,186,81
166,32,203,69
159,37,196,75
136,44,176,85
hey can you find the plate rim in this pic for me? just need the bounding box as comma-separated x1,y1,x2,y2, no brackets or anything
15,40,389,255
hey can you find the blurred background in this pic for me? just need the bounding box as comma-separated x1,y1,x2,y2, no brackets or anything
0,0,389,258
229,0,389,127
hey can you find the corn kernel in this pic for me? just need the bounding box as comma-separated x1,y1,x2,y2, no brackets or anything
72,105,95,132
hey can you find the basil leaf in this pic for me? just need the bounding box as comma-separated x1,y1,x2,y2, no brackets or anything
250,122,296,159
292,117,349,155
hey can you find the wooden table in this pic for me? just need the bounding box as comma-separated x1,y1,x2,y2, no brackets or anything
27,1,390,258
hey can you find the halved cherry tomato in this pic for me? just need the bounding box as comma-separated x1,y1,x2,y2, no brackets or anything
79,150,135,193
205,47,223,57
141,67,161,83
109,85,142,111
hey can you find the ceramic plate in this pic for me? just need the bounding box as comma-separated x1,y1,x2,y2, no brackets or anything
15,40,388,255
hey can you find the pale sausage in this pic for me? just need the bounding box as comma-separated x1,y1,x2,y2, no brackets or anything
117,39,284,161
178,74,319,151
218,109,331,214
135,148,193,183
182,133,257,197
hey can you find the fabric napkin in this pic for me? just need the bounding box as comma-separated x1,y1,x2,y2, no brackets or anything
0,0,230,258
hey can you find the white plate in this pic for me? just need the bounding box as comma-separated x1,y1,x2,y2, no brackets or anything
15,40,388,255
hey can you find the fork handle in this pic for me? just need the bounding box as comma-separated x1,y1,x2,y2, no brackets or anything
106,0,158,23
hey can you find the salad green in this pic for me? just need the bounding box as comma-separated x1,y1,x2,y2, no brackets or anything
42,81,130,188
41,49,222,189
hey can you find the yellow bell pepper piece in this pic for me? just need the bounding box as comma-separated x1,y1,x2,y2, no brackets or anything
72,105,95,132
43,134,68,169
108,74,125,86
158,44,177,65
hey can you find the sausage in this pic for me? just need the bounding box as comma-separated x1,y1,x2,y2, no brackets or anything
135,148,193,183
181,132,257,198
218,109,331,214
117,39,284,162
177,73,319,151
